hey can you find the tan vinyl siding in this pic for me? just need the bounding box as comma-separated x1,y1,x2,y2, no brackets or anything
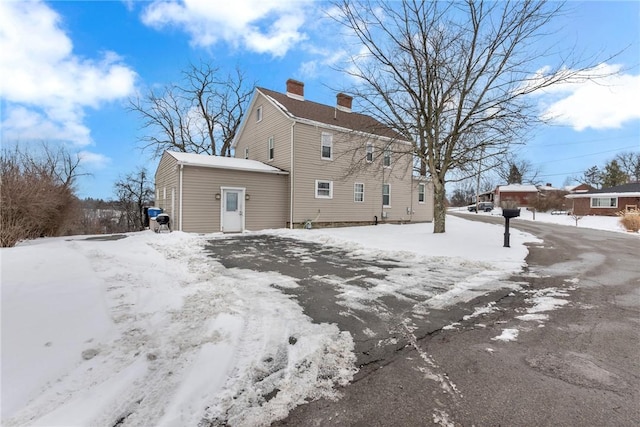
181,166,288,232
234,92,292,172
291,122,430,224
154,152,180,225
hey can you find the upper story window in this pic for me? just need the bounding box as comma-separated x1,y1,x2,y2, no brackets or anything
354,183,364,202
418,183,425,203
365,142,374,163
382,183,390,206
321,132,333,160
268,136,274,161
315,180,333,199
383,147,391,167
256,105,263,122
591,197,617,208
244,147,249,159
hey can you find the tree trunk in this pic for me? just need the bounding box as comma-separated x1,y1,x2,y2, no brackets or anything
433,178,446,233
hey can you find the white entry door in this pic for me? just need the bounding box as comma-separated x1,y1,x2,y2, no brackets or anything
221,188,244,233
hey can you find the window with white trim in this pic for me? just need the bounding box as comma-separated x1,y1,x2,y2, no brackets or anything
315,180,333,199
591,197,617,208
244,147,249,159
383,147,391,167
256,105,263,122
354,183,364,202
382,183,390,206
268,136,274,161
321,132,333,160
365,142,374,163
418,183,425,203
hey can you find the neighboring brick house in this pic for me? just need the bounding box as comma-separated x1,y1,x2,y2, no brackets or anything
494,184,539,207
565,182,640,216
154,79,434,233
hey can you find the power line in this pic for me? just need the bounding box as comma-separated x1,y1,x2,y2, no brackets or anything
537,171,583,178
533,145,639,165
533,135,640,148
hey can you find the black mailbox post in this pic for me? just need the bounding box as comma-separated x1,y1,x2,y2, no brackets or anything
502,208,521,247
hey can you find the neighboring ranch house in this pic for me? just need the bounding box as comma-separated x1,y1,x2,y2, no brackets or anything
494,184,539,207
566,182,640,216
154,79,434,233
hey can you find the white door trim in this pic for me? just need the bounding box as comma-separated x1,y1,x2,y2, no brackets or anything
220,187,245,232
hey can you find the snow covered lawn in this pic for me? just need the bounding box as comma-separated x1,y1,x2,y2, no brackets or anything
2,216,537,426
452,206,637,235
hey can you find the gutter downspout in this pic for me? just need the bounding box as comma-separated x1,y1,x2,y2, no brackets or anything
179,164,184,231
290,121,295,229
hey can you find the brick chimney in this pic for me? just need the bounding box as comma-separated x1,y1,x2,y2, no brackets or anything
336,92,353,113
286,79,304,100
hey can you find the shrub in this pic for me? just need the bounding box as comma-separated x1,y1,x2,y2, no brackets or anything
618,209,640,233
0,145,82,247
530,190,569,212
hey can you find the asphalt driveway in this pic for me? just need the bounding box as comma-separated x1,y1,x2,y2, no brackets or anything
205,223,639,427
205,235,519,371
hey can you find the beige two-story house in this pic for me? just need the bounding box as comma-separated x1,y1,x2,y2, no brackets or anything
154,79,434,233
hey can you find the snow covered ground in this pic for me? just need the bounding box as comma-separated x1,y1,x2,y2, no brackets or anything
1,213,620,426
451,206,637,235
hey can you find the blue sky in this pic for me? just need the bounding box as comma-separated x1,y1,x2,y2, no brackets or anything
1,0,639,200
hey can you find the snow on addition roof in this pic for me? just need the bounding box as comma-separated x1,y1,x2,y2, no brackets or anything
498,184,538,192
167,151,288,174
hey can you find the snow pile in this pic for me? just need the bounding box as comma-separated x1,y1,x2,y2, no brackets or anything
2,232,355,427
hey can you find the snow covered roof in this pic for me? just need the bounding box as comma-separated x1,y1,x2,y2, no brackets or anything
566,182,640,199
498,184,538,193
538,185,562,191
588,182,640,194
167,151,288,175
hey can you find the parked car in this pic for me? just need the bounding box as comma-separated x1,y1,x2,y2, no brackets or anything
468,202,494,212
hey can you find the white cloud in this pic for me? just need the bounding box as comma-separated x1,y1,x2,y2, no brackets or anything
533,63,640,131
141,0,308,57
0,1,137,146
298,46,347,79
78,151,111,169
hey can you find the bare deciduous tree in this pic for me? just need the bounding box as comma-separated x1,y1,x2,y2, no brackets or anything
333,0,613,232
114,167,154,231
129,63,254,158
614,151,640,183
495,154,541,185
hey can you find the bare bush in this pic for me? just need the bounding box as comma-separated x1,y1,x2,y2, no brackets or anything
618,209,640,233
0,145,83,247
530,191,569,212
